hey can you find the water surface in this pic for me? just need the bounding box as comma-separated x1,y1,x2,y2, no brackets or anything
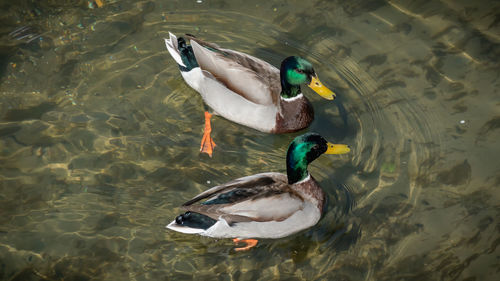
0,0,499,280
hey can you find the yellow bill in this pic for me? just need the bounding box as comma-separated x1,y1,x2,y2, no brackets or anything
308,75,336,100
325,142,350,154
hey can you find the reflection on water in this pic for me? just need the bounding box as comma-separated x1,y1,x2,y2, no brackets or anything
0,0,499,280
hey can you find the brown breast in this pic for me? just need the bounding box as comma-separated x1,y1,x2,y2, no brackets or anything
292,175,326,213
273,96,314,133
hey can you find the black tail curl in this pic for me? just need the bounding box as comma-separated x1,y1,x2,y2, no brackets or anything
175,211,217,230
177,37,199,72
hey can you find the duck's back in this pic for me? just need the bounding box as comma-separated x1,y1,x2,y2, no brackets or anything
190,39,281,106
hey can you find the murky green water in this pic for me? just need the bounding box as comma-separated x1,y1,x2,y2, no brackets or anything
1,0,499,280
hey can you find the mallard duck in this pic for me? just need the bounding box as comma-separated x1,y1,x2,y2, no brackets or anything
167,132,350,251
165,32,336,157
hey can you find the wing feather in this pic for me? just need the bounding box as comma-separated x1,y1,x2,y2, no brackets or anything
190,39,281,105
182,173,305,223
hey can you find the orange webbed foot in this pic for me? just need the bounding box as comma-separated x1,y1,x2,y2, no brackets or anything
200,111,216,157
233,238,258,251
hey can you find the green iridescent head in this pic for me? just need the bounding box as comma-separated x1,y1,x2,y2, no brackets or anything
286,133,350,184
282,56,314,85
280,56,336,100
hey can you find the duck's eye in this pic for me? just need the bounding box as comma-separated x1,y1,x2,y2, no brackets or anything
295,69,304,74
